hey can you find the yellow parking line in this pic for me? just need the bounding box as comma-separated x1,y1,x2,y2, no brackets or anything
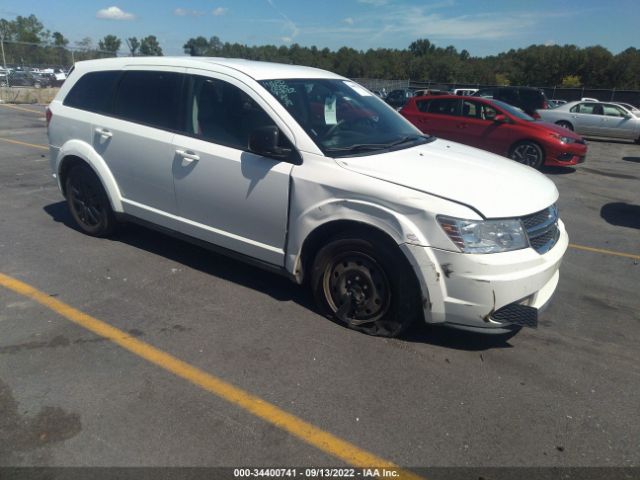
0,272,423,479
0,136,48,151
569,243,640,261
0,104,44,115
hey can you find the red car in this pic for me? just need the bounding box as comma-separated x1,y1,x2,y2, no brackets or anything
400,95,587,169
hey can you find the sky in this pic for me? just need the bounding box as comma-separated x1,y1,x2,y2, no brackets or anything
1,0,638,57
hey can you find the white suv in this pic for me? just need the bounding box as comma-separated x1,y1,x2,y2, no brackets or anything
47,57,568,337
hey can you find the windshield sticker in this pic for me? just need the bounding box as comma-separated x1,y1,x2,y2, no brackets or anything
343,81,372,96
324,96,337,125
264,80,296,107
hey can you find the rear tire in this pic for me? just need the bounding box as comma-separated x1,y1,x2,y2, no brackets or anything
65,164,116,237
311,232,421,337
556,121,573,131
509,141,545,169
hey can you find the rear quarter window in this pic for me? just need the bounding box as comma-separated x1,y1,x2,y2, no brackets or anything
63,71,120,114
113,70,184,131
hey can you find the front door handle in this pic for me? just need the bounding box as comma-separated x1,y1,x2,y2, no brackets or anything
176,149,200,163
95,128,112,138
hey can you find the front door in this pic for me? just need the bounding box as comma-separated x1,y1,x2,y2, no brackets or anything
172,72,294,266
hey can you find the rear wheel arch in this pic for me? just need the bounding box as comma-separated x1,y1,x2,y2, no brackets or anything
57,148,123,212
556,120,574,131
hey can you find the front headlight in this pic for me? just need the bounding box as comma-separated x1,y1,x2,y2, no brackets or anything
551,133,576,144
437,216,528,254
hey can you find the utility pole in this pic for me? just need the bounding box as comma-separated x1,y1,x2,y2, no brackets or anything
0,33,6,70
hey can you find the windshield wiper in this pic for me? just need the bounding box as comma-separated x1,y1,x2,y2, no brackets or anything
325,135,429,154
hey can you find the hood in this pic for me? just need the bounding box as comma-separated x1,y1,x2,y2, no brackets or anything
335,138,558,218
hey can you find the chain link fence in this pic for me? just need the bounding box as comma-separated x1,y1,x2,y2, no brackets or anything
353,78,640,106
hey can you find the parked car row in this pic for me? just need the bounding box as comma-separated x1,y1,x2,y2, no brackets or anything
0,66,69,87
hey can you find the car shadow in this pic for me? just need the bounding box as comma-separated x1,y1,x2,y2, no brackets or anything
44,201,516,351
541,166,576,175
600,202,640,229
583,137,636,145
404,323,516,351
622,156,640,163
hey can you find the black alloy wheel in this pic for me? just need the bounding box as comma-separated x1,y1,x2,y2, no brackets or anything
65,165,116,237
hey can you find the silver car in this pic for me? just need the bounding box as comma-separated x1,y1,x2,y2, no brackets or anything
538,101,640,143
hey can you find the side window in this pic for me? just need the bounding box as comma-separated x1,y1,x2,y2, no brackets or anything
63,71,120,114
461,100,480,118
185,75,281,151
114,70,183,131
426,99,459,116
570,104,581,113
416,100,429,112
603,104,625,117
575,103,601,115
482,104,498,120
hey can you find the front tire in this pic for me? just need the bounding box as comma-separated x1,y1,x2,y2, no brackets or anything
65,164,116,237
311,233,421,337
509,141,545,169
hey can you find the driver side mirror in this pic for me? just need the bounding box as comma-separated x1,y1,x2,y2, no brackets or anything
494,114,508,123
249,126,299,164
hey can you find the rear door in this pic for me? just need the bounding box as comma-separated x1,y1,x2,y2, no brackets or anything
92,66,185,223
415,98,461,140
568,103,603,135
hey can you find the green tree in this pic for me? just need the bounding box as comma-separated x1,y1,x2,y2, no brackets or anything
13,14,45,43
495,73,510,85
98,35,121,54
126,37,140,56
183,36,209,56
139,35,162,56
560,75,581,87
52,31,68,47
75,37,92,52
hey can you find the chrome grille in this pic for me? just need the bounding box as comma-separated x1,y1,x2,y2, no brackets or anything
522,205,559,254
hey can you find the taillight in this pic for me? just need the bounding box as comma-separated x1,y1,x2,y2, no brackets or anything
45,107,52,128
542,100,548,109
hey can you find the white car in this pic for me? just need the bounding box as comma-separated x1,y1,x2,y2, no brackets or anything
538,100,640,143
46,57,568,337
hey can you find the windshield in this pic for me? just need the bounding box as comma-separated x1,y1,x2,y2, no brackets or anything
493,99,535,121
259,78,430,157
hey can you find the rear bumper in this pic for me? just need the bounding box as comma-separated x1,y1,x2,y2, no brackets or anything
401,220,568,334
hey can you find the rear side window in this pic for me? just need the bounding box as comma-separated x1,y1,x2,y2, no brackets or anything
114,71,184,131
63,71,120,114
426,98,459,116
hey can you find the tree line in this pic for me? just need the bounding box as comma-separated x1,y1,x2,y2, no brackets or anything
2,14,639,90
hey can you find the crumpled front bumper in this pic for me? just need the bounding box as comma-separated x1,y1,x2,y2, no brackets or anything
401,220,568,334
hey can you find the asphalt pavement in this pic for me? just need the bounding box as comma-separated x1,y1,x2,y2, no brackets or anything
0,104,639,474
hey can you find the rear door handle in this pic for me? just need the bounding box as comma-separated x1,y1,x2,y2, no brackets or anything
176,149,200,163
95,128,112,138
